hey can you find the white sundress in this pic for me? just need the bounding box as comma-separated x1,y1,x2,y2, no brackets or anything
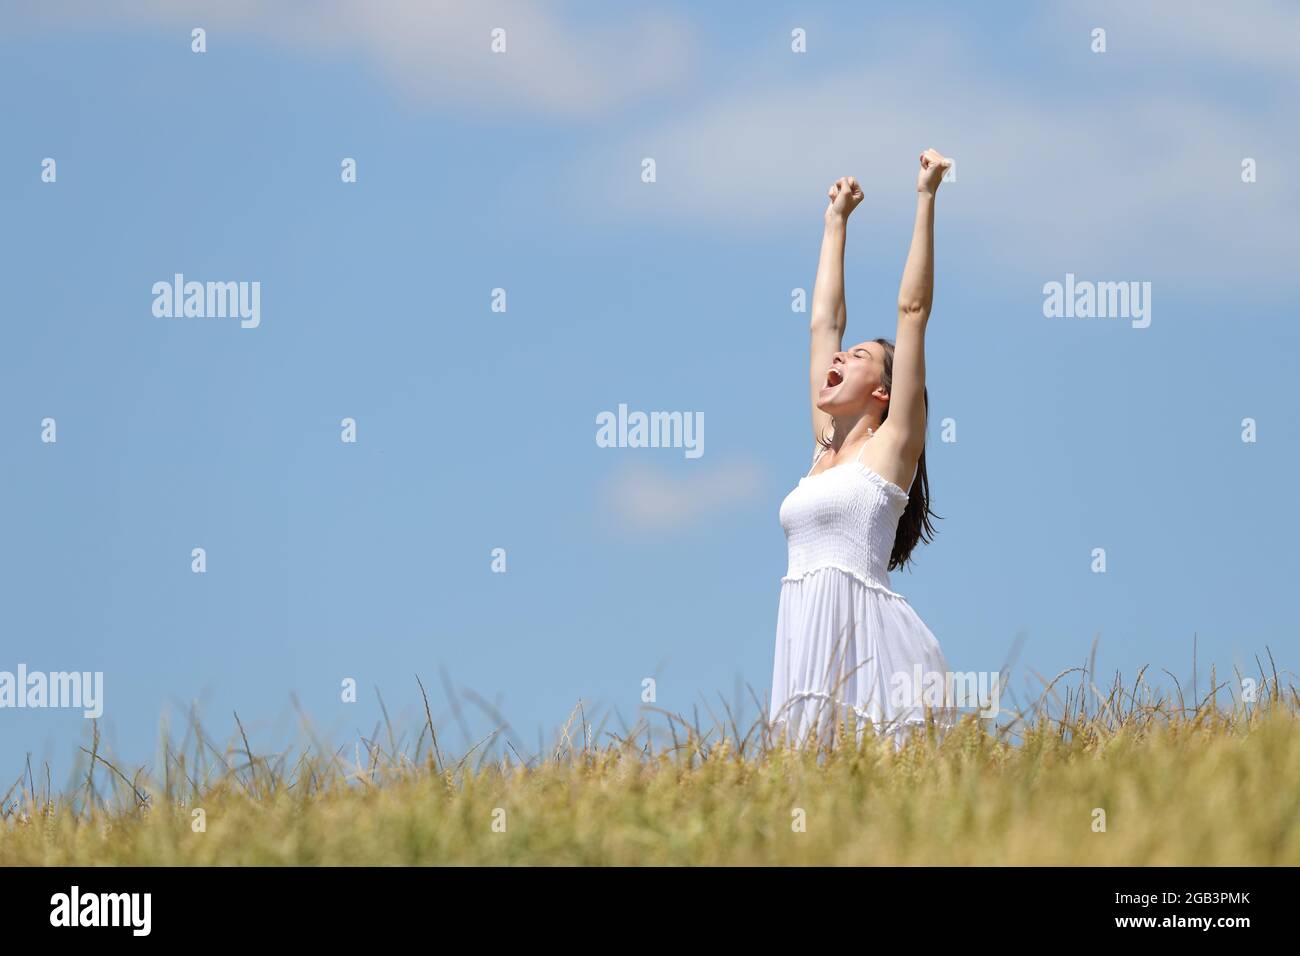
770,441,954,749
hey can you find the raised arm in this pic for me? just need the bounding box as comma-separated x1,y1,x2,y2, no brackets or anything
809,176,863,446
883,149,950,460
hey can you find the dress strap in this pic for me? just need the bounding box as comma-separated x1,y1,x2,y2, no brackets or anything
854,440,870,467
806,447,826,478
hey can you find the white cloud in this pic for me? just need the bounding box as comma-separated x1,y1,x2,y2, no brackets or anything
17,0,695,118
566,8,1298,285
601,460,764,532
22,1,1295,284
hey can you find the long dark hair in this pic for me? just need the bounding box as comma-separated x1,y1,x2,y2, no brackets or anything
816,337,938,571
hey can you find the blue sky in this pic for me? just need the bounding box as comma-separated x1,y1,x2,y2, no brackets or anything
2,1,1298,787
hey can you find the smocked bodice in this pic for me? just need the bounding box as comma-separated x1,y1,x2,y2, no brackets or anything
778,460,911,595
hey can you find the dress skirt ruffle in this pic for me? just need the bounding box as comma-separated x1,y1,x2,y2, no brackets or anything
770,566,956,749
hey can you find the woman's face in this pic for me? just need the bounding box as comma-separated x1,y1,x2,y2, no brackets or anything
816,340,888,415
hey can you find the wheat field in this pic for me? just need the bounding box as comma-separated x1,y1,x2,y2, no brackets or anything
2,659,1297,866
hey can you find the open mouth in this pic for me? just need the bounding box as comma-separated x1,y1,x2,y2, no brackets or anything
825,368,844,388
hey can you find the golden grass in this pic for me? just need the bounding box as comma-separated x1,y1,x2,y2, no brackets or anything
2,658,1297,865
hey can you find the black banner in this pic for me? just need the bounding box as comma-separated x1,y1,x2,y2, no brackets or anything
0,865,1283,939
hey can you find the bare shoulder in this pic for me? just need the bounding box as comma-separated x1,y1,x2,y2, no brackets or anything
858,421,918,492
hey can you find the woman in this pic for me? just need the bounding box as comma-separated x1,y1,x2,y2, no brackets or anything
770,149,955,750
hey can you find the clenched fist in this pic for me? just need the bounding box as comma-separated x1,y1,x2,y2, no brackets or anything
916,148,952,195
825,176,864,223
